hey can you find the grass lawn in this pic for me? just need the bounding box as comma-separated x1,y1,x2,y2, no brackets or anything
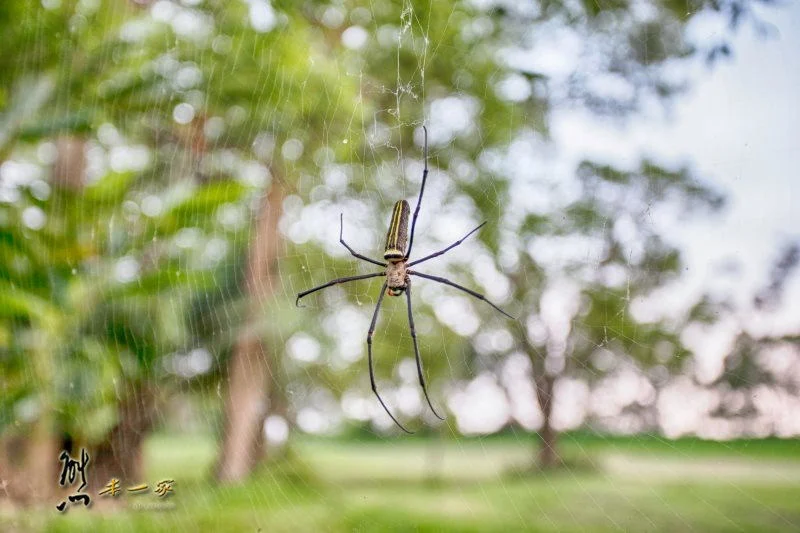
3,433,799,532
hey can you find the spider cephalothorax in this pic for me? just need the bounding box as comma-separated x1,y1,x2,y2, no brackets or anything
296,127,514,432
385,259,409,297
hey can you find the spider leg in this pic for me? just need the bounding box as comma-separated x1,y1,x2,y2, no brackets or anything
409,271,515,320
339,213,386,267
368,281,413,434
405,284,444,420
408,221,486,267
405,125,428,260
296,272,385,307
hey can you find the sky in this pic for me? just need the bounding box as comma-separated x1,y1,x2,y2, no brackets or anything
553,1,800,336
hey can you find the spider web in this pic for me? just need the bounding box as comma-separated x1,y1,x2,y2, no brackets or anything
277,1,800,530
1,0,799,530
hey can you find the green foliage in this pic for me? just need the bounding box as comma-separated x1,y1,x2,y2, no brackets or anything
0,0,777,448
0,131,254,437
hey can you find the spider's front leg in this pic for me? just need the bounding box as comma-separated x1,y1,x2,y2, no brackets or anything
405,125,429,261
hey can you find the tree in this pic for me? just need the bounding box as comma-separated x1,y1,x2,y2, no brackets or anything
0,0,366,490
503,160,723,467
0,0,260,497
0,0,780,498
285,0,771,466
693,241,800,436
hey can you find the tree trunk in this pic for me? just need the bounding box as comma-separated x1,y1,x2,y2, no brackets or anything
216,181,284,483
0,422,58,505
517,324,562,471
535,374,560,469
53,136,86,190
89,384,157,491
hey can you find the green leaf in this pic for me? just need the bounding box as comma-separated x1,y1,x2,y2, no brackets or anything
158,181,249,233
83,171,138,205
0,281,59,322
105,268,218,299
17,111,93,141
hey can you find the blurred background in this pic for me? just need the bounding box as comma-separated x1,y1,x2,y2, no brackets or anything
1,0,798,531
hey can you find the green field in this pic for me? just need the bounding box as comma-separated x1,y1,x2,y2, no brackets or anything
4,433,800,532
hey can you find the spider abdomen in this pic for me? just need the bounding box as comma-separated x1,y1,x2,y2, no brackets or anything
384,200,410,261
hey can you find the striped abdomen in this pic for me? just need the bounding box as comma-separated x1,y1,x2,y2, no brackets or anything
383,200,410,262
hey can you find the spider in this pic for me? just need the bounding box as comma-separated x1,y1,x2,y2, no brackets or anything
296,127,514,432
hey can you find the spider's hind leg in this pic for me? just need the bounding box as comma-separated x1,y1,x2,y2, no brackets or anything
295,272,385,307
410,271,515,320
367,281,413,433
405,284,444,420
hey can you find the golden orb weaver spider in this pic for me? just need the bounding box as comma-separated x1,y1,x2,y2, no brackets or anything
296,127,514,432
